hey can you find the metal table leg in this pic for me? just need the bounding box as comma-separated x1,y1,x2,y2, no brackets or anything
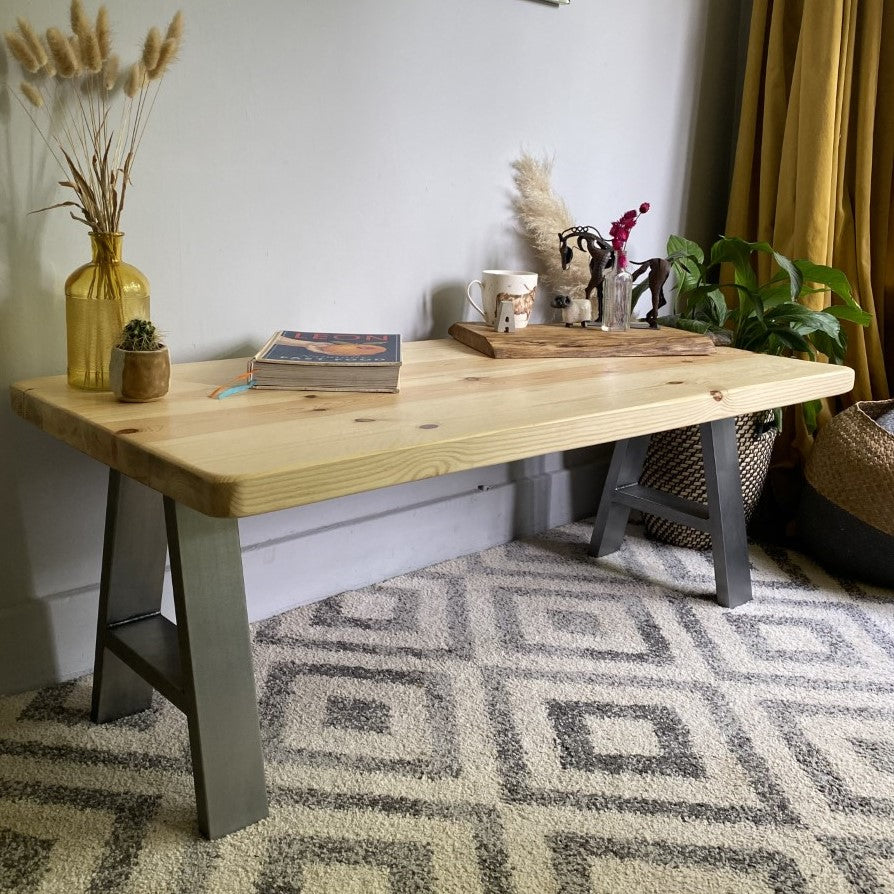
699,418,752,608
589,434,651,557
589,418,752,607
92,471,166,722
91,470,268,838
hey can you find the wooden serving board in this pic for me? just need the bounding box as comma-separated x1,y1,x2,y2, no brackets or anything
448,322,715,359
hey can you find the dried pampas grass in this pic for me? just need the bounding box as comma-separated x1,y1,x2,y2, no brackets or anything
511,153,591,300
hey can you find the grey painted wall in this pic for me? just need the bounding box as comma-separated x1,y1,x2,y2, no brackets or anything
0,0,746,693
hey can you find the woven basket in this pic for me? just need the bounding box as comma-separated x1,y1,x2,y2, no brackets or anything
803,400,894,537
639,411,778,550
797,400,894,586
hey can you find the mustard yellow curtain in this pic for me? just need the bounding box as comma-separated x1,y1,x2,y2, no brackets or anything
726,0,894,461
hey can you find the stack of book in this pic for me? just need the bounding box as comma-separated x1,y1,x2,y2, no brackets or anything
248,330,401,392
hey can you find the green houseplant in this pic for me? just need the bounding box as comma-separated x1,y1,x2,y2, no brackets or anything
638,234,871,549
657,234,871,429
109,318,170,402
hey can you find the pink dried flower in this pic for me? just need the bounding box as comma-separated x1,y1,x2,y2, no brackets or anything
606,201,650,268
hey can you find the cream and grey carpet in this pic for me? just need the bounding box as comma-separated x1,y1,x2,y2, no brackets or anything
2,521,894,893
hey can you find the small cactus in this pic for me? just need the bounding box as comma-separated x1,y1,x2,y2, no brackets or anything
119,318,163,352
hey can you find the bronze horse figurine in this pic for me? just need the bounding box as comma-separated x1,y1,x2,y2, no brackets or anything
629,257,671,329
558,226,613,322
559,226,670,328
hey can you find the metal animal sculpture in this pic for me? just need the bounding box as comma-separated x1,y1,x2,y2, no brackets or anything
630,257,670,329
558,226,613,322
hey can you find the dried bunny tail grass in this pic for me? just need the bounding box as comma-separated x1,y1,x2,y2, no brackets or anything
165,11,184,41
5,32,41,73
148,37,178,79
95,6,111,60
70,0,91,41
102,53,119,91
141,27,161,71
43,57,57,78
511,153,587,298
69,0,102,70
77,24,102,72
68,35,83,74
81,33,102,72
21,81,44,108
124,60,147,98
46,27,78,78
17,18,48,68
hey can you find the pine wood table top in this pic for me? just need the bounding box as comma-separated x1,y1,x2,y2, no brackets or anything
10,339,854,518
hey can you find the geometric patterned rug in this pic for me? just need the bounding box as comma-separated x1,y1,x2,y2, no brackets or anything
1,521,893,893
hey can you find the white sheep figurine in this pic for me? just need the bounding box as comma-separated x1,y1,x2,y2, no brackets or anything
551,295,593,327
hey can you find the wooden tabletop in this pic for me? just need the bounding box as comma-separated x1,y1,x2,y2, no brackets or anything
10,339,854,518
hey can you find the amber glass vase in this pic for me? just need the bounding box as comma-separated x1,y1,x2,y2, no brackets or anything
65,232,150,391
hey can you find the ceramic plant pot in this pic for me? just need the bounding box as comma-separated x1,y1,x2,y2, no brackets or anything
109,345,170,402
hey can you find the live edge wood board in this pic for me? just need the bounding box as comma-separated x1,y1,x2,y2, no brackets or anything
448,322,715,358
10,339,853,519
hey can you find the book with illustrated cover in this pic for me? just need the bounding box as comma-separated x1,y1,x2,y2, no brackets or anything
248,331,401,392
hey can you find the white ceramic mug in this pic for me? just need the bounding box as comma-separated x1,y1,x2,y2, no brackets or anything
466,270,538,328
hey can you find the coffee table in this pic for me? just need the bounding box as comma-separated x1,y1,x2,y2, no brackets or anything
10,339,853,837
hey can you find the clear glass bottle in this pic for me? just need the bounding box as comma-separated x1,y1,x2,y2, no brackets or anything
65,232,150,391
601,251,632,332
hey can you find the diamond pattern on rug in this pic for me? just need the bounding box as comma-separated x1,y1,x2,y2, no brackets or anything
256,575,474,660
490,584,673,664
2,522,894,893
484,665,793,824
0,680,191,774
547,700,705,778
672,596,894,689
0,778,161,892
547,833,810,894
200,804,511,894
259,661,461,780
764,699,894,815
256,834,435,894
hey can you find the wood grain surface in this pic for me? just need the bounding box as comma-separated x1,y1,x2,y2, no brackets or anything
10,339,853,518
448,322,716,358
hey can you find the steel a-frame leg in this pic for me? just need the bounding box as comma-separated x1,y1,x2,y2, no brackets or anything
91,470,268,838
589,417,752,607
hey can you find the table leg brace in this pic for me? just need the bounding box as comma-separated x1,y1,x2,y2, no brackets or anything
589,418,752,608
